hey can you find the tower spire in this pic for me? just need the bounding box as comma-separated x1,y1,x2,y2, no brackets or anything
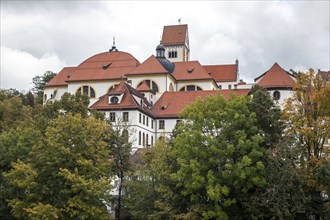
109,36,118,52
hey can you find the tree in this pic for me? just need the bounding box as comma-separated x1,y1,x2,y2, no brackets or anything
108,122,132,220
32,71,57,104
4,114,113,219
283,68,330,219
249,85,283,148
170,94,266,219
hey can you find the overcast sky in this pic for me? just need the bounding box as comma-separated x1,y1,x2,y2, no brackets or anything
1,1,329,91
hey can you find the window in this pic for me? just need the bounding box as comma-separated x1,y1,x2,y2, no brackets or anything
228,85,232,89
76,85,96,98
147,117,149,126
44,94,47,103
168,51,177,58
143,133,145,147
273,91,281,100
146,134,149,147
151,136,154,147
123,112,129,122
151,120,154,129
109,112,115,122
110,96,119,104
139,131,141,145
143,115,145,125
139,113,141,123
180,85,203,91
219,85,222,90
159,120,165,129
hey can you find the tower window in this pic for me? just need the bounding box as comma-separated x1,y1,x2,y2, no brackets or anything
168,51,178,58
273,91,281,100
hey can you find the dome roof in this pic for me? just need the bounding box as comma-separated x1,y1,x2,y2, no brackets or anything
67,51,140,82
157,57,175,74
156,43,165,50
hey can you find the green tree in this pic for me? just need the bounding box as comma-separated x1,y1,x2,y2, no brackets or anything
284,68,330,219
170,94,266,219
32,71,57,104
249,85,283,148
4,114,113,219
108,123,132,219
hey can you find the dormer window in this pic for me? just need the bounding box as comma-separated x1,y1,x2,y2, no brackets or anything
110,96,119,104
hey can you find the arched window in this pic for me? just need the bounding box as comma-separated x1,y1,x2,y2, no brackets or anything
151,136,154,147
76,85,96,98
169,83,174,92
44,94,47,103
137,80,159,93
146,134,149,147
179,85,202,91
139,131,141,145
273,91,281,100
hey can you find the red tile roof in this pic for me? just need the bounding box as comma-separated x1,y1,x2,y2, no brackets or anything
45,67,76,87
89,82,153,117
203,64,237,82
127,55,168,75
161,24,188,46
173,61,213,81
67,51,140,82
152,89,250,118
255,62,295,88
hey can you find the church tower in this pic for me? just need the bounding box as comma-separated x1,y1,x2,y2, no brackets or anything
161,24,190,62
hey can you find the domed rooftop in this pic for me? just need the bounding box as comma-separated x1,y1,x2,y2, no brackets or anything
155,43,175,74
66,50,140,82
157,57,175,74
156,43,165,51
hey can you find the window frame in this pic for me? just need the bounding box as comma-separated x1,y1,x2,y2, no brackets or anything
123,112,129,122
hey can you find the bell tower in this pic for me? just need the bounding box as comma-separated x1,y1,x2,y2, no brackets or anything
161,24,190,62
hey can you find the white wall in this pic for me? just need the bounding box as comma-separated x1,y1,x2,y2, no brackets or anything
177,80,216,91
268,89,294,109
43,86,67,103
164,45,189,62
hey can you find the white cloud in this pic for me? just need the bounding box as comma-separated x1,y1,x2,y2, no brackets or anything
0,47,66,91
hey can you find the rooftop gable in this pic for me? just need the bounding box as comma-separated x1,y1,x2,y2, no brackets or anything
255,62,295,88
161,24,188,46
173,61,213,81
127,55,169,75
89,82,153,116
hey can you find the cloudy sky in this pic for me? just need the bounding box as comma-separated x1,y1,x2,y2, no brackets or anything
1,1,329,91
